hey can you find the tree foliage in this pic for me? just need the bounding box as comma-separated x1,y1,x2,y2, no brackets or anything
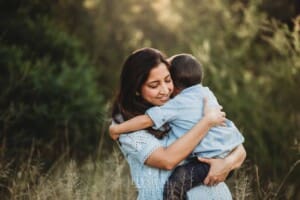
0,0,105,163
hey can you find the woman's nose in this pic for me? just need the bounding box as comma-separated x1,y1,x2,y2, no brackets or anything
160,83,169,94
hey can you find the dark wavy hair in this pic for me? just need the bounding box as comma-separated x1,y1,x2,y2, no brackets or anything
112,48,170,139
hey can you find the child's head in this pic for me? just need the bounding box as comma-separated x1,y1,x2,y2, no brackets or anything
169,54,203,92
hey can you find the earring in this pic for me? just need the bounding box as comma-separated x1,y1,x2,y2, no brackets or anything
135,91,140,96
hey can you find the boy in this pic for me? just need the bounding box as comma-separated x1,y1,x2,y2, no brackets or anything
110,54,244,200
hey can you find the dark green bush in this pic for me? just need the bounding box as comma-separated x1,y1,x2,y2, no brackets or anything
0,13,105,164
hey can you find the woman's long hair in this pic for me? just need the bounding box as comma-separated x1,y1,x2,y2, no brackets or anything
112,48,170,139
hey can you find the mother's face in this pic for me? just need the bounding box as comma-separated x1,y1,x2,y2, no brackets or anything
141,62,174,106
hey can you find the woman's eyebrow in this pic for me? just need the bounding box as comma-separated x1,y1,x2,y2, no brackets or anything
147,80,160,85
165,74,171,79
147,74,170,84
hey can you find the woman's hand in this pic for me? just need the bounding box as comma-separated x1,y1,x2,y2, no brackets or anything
199,145,246,186
203,97,226,127
198,157,231,186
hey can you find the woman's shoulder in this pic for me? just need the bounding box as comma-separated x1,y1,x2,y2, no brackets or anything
112,115,159,141
112,114,162,151
118,129,163,164
119,129,159,145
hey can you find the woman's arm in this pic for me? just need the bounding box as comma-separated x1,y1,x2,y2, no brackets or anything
198,144,247,186
145,99,226,170
109,115,153,140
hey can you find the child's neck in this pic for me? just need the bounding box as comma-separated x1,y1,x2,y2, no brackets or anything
172,84,200,97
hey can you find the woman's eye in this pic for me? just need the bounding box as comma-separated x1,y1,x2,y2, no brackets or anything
148,84,158,89
165,78,172,83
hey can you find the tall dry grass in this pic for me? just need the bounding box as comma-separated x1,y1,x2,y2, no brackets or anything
0,147,136,200
228,160,300,200
0,148,299,200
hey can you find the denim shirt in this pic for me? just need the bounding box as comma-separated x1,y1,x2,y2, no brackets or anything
146,84,244,158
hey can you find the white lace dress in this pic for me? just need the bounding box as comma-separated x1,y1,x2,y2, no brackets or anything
118,128,233,200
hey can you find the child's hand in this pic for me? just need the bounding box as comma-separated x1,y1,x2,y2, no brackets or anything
203,97,226,127
109,125,119,141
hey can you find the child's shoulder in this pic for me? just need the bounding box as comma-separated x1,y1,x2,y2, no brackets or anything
171,85,204,103
198,85,214,95
181,84,210,96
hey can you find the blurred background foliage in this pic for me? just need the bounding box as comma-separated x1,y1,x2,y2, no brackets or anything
0,0,299,199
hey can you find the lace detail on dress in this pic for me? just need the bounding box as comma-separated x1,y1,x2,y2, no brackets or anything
142,142,162,163
126,132,162,163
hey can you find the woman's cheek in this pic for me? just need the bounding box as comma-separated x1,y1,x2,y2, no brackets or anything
141,88,157,103
167,81,174,92
169,84,174,94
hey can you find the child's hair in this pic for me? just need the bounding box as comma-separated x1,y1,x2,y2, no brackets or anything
170,54,203,89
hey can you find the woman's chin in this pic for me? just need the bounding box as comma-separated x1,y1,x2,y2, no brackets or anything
157,99,169,105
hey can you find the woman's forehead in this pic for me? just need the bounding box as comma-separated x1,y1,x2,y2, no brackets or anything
146,63,170,81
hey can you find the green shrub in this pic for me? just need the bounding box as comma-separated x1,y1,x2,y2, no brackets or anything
0,16,105,163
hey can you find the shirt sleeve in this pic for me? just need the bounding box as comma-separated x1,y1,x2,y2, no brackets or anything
225,119,245,143
145,99,179,130
205,87,220,107
118,130,163,164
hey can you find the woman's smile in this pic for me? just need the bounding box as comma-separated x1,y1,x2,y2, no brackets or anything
157,95,170,103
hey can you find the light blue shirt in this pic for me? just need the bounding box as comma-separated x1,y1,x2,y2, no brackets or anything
146,84,244,158
115,116,233,200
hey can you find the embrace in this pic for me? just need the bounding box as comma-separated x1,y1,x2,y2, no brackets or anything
109,48,246,200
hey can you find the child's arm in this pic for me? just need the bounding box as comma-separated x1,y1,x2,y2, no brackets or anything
109,114,154,140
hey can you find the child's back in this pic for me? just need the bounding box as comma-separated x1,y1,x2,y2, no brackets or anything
146,83,244,158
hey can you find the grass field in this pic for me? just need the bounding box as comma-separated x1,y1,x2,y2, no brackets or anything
1,147,298,200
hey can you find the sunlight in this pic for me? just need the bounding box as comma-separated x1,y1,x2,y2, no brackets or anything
83,0,99,9
151,0,182,31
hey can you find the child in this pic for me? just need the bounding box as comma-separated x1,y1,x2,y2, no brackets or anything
110,54,244,200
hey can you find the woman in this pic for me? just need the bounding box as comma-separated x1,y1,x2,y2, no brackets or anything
111,48,246,199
